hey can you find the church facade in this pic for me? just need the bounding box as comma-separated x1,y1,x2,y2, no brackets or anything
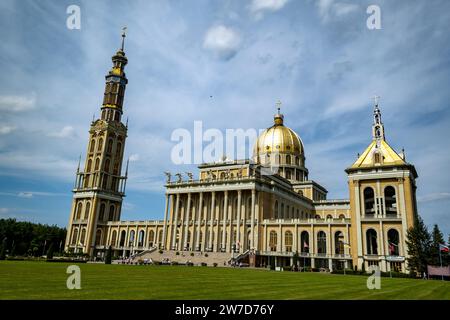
65,37,419,273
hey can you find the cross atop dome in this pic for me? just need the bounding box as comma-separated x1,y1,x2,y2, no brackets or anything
274,100,284,125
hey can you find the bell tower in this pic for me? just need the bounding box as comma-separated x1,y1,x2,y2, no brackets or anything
65,30,130,257
346,98,418,273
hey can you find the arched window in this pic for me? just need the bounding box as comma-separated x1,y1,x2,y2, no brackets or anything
317,231,327,254
281,203,284,219
149,230,155,247
334,231,344,255
373,151,382,164
326,214,333,221
95,229,102,245
75,202,82,220
286,169,292,180
366,229,378,255
111,230,117,247
274,200,279,219
80,228,86,245
129,230,136,246
97,138,103,152
94,158,100,171
84,202,90,220
301,231,309,253
90,139,95,153
116,142,122,157
286,154,291,165
109,205,115,221
138,230,145,247
315,214,321,220
285,231,293,252
99,203,105,221
295,157,299,165
107,139,113,153
387,229,400,256
104,159,110,172
339,214,346,220
269,231,277,251
385,186,397,216
364,187,375,216
87,159,92,172
71,228,79,245
119,230,126,246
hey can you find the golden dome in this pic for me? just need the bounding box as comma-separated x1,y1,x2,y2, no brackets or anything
253,110,304,158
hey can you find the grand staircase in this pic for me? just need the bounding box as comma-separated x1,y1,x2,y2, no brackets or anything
129,249,233,266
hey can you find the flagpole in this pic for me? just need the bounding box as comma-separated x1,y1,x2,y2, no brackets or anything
439,248,443,281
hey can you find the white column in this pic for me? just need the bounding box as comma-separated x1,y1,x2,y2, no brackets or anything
183,193,191,250
195,192,203,251
222,191,228,251
250,190,256,250
208,191,216,251
162,194,170,250
171,194,180,250
236,190,242,252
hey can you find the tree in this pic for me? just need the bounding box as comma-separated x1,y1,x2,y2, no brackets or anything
430,224,446,266
405,216,432,276
46,242,55,259
105,246,112,264
0,237,6,260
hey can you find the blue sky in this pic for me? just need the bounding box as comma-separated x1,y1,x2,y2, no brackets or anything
0,0,449,236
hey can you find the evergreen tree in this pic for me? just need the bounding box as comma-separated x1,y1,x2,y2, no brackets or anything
0,237,6,260
105,246,112,264
405,216,432,276
430,224,445,266
46,242,54,259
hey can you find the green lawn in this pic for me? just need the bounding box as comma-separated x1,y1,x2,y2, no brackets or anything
0,261,449,300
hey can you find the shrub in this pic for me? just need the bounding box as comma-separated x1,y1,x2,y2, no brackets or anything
153,261,161,265
187,262,194,267
213,262,218,267
283,266,292,272
201,262,207,266
171,261,179,265
104,246,112,265
190,252,194,256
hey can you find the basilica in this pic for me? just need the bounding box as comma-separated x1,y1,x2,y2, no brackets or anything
65,35,419,273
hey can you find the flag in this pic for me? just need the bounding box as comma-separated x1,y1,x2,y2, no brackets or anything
303,241,309,248
343,242,351,248
439,244,449,253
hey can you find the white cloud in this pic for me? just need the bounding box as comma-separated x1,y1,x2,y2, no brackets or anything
203,25,241,60
0,125,16,135
47,126,76,138
129,153,140,161
250,0,289,14
18,192,33,198
316,0,358,22
418,193,450,203
0,94,36,112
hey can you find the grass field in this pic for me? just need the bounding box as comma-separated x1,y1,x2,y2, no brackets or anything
0,261,449,300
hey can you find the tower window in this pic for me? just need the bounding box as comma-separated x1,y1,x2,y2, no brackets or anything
109,205,115,221
98,138,103,152
99,203,105,221
387,229,400,256
90,139,95,153
364,187,375,216
269,231,277,251
366,229,378,255
384,186,397,216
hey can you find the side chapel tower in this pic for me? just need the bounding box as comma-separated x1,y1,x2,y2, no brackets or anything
65,30,130,256
346,98,418,273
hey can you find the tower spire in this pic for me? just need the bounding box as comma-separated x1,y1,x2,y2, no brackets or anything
100,28,129,123
121,26,127,51
372,95,385,142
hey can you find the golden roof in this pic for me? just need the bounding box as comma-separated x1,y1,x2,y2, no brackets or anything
350,139,405,169
253,111,304,156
